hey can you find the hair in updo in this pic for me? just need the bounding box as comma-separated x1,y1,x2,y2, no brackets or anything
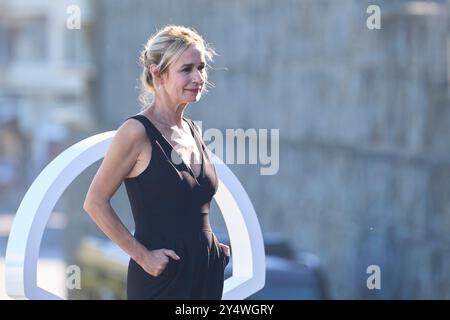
138,25,217,109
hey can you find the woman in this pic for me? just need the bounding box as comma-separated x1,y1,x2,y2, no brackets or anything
83,25,230,299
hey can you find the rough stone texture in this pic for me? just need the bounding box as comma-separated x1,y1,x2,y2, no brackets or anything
69,0,450,298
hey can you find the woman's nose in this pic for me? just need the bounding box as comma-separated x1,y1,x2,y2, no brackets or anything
193,70,205,84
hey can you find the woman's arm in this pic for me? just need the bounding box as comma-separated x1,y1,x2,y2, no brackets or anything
83,119,149,264
83,119,180,276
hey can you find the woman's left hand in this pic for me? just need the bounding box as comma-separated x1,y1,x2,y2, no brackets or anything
218,243,231,257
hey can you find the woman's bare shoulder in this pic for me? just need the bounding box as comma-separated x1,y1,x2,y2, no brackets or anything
115,117,148,145
101,118,149,163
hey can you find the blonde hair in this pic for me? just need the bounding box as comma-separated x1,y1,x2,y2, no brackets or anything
138,25,217,109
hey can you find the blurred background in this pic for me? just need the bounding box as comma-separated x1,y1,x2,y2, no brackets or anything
1,0,450,299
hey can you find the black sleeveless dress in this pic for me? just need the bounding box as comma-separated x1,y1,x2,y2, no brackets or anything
123,114,230,300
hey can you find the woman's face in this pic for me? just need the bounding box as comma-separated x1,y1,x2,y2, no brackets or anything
159,44,207,105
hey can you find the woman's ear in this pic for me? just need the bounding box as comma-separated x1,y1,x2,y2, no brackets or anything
150,64,167,89
149,64,160,80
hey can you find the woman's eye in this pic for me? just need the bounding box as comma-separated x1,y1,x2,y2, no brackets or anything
182,66,204,72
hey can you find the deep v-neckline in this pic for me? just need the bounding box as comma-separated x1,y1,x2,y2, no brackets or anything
142,115,204,184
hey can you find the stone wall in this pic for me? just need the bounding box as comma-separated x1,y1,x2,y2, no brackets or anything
73,0,450,298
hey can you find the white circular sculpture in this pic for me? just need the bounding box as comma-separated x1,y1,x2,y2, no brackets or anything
5,131,266,299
